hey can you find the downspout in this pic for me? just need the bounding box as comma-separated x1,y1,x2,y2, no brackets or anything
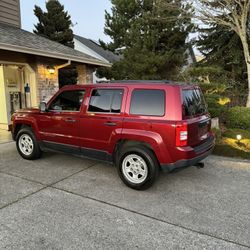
56,60,71,70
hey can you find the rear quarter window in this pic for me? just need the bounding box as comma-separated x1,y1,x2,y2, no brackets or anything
182,88,208,118
130,89,165,116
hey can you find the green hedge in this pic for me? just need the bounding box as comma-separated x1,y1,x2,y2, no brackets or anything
204,93,227,118
222,129,250,139
200,83,227,95
226,107,250,130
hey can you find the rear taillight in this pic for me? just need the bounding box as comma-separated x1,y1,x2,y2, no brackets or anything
176,122,188,147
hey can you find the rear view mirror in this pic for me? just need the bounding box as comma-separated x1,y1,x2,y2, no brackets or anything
39,102,47,112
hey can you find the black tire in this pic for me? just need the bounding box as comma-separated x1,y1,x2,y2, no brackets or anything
16,127,42,160
117,145,159,190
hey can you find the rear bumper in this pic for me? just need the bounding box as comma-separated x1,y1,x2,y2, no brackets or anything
160,135,215,172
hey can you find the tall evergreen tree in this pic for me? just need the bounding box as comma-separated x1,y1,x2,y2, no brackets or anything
34,0,77,87
34,0,74,48
194,0,250,106
99,0,194,80
197,24,246,82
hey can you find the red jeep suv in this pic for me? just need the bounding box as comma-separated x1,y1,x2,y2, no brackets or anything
11,81,215,190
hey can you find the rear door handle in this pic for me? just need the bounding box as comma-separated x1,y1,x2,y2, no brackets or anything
104,122,117,126
65,118,76,123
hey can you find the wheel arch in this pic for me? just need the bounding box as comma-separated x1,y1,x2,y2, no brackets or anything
112,139,159,166
13,120,39,140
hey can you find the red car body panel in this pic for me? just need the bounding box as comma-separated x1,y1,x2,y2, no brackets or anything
12,82,215,171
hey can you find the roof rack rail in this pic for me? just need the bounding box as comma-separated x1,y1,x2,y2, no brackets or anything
108,80,191,85
109,80,170,83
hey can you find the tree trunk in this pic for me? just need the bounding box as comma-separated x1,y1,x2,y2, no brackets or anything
239,33,250,107
246,62,250,107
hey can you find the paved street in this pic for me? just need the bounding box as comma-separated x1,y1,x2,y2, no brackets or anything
0,142,250,249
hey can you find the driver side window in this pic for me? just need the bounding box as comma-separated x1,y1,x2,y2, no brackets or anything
49,90,85,112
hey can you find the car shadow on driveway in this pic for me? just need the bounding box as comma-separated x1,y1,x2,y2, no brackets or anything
53,157,250,247
0,143,97,185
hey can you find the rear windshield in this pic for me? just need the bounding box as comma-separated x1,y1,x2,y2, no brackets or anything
182,88,207,118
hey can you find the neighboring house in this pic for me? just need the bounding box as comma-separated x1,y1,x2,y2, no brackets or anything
182,45,197,71
196,55,205,62
0,0,110,130
74,34,197,80
74,35,121,83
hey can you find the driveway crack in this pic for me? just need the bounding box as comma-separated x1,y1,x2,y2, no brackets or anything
52,186,250,249
0,162,98,210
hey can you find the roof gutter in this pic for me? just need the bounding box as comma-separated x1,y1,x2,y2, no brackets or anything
0,43,111,67
56,60,71,70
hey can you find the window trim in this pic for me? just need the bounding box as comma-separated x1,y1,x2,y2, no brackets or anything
48,89,86,113
129,89,166,117
87,88,124,114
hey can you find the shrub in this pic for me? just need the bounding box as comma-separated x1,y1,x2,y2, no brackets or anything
226,106,250,130
200,83,228,95
223,129,250,139
204,93,227,118
181,66,230,84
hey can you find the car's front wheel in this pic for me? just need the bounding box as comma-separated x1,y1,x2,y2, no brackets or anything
16,127,42,160
117,145,159,190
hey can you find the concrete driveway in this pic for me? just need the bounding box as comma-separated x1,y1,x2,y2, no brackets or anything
0,142,250,249
0,130,12,144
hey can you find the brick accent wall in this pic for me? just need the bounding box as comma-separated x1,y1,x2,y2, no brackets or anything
76,64,94,84
36,63,59,103
36,62,94,103
86,66,94,83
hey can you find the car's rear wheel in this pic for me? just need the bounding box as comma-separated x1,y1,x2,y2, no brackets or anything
117,145,159,190
16,127,42,160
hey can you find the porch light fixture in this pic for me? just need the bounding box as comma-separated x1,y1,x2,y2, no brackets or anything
47,66,55,74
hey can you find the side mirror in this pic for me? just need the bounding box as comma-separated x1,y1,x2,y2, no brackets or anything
39,102,47,112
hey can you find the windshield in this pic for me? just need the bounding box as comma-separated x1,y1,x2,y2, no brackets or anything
182,88,208,118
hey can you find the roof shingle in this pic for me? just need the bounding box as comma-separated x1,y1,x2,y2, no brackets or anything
0,22,110,67
74,35,121,63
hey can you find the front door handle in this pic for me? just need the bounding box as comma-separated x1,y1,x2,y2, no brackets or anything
104,122,117,126
65,118,76,123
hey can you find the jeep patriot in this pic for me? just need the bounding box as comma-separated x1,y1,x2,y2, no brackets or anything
11,81,215,189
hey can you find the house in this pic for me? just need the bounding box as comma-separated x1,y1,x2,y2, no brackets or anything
74,35,121,83
0,0,110,130
74,35,198,81
182,44,197,71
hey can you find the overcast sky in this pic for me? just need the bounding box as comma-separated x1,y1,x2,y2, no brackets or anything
20,0,112,42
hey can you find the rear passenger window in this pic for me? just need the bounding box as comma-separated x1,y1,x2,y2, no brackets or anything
182,88,208,118
111,90,123,113
130,89,165,116
88,89,124,113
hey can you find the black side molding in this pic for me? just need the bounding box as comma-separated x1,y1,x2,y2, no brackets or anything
39,141,113,163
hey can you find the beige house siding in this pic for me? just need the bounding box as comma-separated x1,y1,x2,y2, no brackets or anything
0,0,21,28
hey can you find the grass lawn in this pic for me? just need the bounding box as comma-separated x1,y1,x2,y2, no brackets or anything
213,129,250,160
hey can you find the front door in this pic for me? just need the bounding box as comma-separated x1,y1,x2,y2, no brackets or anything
37,89,86,151
79,88,125,159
